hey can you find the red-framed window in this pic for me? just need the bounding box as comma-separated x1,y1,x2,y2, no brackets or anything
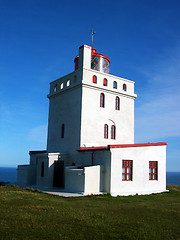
92,75,97,83
123,83,127,91
115,96,120,110
111,125,116,139
113,81,117,89
103,78,108,86
104,124,108,139
100,93,105,107
122,160,132,181
149,161,158,180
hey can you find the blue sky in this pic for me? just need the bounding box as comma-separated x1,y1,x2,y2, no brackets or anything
0,0,180,171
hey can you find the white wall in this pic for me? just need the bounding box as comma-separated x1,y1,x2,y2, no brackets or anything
77,150,111,193
65,165,101,195
47,44,137,155
84,165,100,195
79,45,91,69
110,145,167,196
47,69,83,154
80,68,136,147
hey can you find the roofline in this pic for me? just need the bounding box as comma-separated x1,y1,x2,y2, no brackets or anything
109,142,167,148
29,150,47,155
78,142,167,151
78,146,109,152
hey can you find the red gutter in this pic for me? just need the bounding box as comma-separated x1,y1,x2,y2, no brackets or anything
78,143,167,166
109,142,167,148
78,142,167,151
79,146,109,151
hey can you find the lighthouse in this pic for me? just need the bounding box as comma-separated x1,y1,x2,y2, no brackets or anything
17,44,167,196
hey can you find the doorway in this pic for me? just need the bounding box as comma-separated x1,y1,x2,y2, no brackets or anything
53,161,64,188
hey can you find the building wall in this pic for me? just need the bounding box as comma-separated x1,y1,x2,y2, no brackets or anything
47,45,137,152
78,150,111,193
110,145,167,196
84,165,101,195
80,83,135,146
47,80,82,154
36,155,49,187
79,45,136,147
65,167,85,193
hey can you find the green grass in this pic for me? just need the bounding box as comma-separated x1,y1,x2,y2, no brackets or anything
0,185,179,240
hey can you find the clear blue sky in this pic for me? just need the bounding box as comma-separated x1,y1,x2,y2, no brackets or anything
0,0,180,171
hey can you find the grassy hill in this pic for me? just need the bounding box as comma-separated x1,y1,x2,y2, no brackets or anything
0,185,179,240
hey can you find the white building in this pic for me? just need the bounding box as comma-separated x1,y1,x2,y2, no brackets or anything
17,45,167,196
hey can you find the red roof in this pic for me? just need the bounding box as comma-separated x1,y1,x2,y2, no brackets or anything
79,142,167,151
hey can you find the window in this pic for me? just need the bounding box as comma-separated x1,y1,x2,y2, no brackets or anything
104,124,108,138
111,125,116,139
103,78,108,86
60,82,63,89
74,75,77,83
41,162,44,177
100,93,105,107
115,96,120,110
113,81,117,89
149,161,158,180
67,80,70,87
61,124,65,138
54,84,58,92
92,75,97,83
122,160,132,181
123,83,127,91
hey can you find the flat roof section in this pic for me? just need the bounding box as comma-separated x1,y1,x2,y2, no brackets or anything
78,142,167,151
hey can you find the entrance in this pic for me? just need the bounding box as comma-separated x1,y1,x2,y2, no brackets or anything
53,161,64,188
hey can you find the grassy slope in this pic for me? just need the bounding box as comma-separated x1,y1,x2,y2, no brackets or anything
0,185,179,240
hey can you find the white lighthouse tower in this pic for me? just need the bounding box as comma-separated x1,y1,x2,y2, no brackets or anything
47,45,136,156
17,44,167,196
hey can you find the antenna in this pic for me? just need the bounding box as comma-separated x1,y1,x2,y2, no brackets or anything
91,28,96,49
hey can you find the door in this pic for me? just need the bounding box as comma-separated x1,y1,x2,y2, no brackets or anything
53,161,64,188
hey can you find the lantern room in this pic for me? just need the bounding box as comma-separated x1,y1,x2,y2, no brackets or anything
91,48,110,74
74,47,110,74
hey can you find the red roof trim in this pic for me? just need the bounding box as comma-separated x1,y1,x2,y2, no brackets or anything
92,52,110,63
78,143,167,151
79,146,109,151
109,142,167,148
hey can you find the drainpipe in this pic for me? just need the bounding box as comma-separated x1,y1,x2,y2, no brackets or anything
92,151,95,166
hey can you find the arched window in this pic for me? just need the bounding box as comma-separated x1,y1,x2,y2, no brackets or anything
104,124,108,139
103,78,108,86
113,81,117,89
100,93,105,108
41,162,44,177
60,82,63,89
61,124,65,138
123,83,127,91
92,75,97,83
115,96,120,110
111,125,116,139
54,84,58,92
67,80,70,87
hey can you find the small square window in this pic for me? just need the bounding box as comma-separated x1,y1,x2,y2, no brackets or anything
149,161,158,180
122,160,132,181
